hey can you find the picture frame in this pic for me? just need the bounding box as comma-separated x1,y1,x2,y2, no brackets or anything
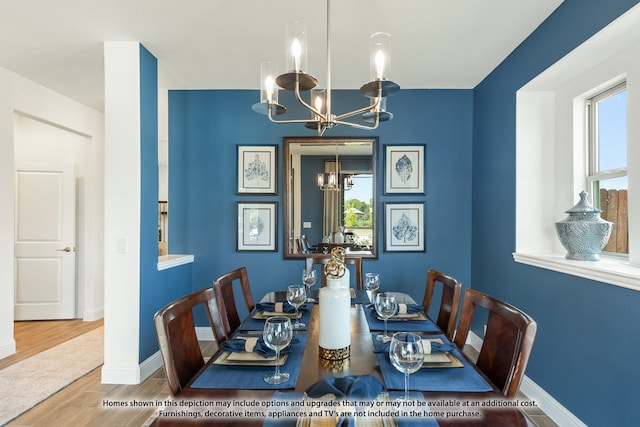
384,202,425,252
237,145,277,194
237,202,277,252
384,144,425,194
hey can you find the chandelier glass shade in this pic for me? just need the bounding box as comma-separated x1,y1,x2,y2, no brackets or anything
252,0,400,136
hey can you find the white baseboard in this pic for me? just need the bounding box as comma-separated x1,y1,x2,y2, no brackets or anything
139,350,164,382
467,331,586,427
519,376,587,427
0,339,16,360
82,306,104,321
101,364,143,384
103,328,216,385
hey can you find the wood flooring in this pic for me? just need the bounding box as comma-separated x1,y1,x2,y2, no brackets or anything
2,320,556,427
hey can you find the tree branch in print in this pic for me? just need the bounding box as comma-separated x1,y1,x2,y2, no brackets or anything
244,154,269,185
392,213,417,242
394,154,413,183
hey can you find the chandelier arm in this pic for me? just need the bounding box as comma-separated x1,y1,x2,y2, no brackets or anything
267,107,317,125
293,84,325,119
334,98,382,121
334,118,380,131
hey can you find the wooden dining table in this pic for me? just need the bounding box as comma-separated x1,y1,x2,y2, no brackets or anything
152,291,527,427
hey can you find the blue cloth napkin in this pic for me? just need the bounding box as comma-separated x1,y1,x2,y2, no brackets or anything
305,374,384,401
220,336,299,358
255,302,298,314
395,303,425,314
305,375,385,427
373,337,456,354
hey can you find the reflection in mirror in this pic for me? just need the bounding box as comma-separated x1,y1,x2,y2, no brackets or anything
158,138,168,256
284,137,377,259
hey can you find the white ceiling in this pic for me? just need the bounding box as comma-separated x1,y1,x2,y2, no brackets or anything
0,0,563,112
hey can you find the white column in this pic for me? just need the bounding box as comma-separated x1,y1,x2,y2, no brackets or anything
102,41,143,384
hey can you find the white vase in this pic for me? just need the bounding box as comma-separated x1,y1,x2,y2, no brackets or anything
318,269,350,360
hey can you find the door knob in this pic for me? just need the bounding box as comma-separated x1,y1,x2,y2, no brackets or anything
56,247,73,253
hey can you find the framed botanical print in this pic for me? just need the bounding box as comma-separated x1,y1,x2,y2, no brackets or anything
237,145,277,194
237,202,277,252
384,144,425,194
384,202,425,252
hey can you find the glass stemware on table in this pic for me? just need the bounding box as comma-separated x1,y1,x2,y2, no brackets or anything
302,268,317,302
389,332,425,400
286,284,307,329
262,316,293,384
375,292,397,342
364,272,380,304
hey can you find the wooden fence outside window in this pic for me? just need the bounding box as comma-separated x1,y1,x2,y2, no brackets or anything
600,189,628,254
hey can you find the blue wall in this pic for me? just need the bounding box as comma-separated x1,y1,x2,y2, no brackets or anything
471,0,640,425
168,88,473,321
138,45,193,362
142,1,640,423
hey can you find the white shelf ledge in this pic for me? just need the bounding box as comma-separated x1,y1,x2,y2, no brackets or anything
157,254,194,271
513,252,640,292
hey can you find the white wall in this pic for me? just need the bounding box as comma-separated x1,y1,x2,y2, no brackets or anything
0,67,104,360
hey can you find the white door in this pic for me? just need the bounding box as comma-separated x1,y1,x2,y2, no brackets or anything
14,164,76,320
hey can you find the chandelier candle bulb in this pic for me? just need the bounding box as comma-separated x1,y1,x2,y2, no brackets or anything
285,21,307,73
370,32,391,82
260,61,278,104
319,248,351,361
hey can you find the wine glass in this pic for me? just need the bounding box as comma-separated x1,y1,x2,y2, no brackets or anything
302,268,317,301
364,272,380,303
389,332,425,400
287,284,307,329
375,292,397,342
263,316,293,384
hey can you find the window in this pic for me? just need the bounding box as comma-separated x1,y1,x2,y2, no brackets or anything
587,83,628,256
513,5,640,291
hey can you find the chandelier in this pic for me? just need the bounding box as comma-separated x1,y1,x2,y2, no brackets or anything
317,146,353,192
252,0,400,136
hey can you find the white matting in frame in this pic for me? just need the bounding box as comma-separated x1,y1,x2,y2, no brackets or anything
237,145,277,194
384,202,425,252
237,202,277,251
385,144,425,194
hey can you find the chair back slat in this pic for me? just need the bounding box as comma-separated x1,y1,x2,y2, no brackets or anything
422,269,462,340
213,267,255,338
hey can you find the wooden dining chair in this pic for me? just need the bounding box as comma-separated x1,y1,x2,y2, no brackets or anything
153,287,226,396
453,288,537,399
421,269,462,340
213,266,255,338
311,255,363,290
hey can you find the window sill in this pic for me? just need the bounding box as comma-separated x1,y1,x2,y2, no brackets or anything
513,252,640,292
157,254,194,271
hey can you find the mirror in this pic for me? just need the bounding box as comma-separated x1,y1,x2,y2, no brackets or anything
284,136,377,259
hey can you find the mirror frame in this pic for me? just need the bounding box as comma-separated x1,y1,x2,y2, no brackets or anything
283,136,378,259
